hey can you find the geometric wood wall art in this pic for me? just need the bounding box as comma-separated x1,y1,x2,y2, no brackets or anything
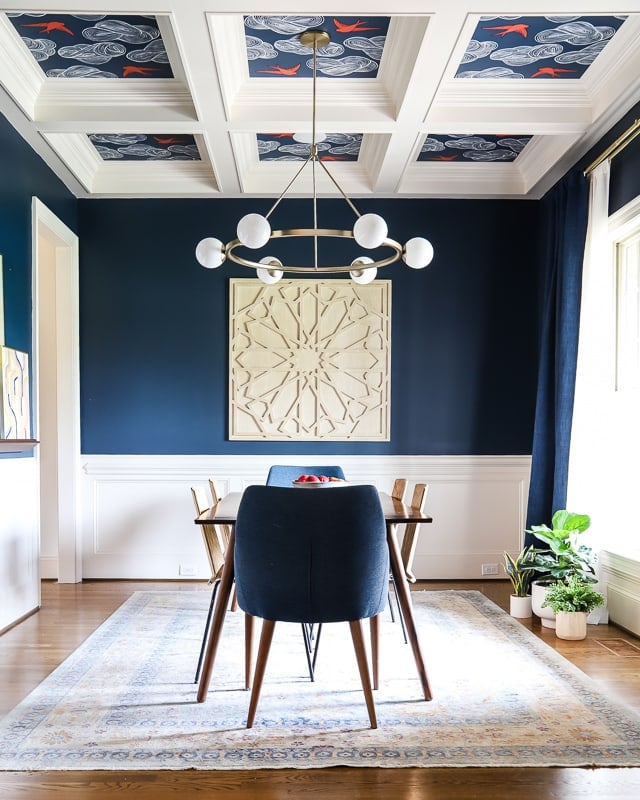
229,279,391,440
0,346,31,439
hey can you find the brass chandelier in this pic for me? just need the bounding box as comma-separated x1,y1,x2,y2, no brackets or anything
195,29,434,284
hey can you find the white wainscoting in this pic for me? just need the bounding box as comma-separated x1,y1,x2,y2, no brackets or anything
80,455,531,580
599,550,640,637
0,457,39,632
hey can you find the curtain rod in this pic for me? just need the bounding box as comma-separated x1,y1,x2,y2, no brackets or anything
584,118,640,176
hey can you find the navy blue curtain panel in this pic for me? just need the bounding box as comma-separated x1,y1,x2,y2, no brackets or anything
525,170,589,537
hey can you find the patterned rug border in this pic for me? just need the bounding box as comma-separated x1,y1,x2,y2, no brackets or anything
2,589,640,771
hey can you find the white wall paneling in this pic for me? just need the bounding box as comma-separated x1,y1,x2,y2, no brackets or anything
80,454,530,580
0,456,39,633
599,550,640,637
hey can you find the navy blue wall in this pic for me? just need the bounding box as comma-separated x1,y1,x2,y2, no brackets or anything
78,197,542,455
0,112,77,354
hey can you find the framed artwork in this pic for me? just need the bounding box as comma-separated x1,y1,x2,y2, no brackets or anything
229,279,391,441
0,346,31,439
0,253,4,346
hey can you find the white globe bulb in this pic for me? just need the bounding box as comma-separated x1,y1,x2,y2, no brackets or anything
257,257,283,285
195,237,225,269
403,237,434,269
353,214,388,249
350,257,377,284
237,214,271,249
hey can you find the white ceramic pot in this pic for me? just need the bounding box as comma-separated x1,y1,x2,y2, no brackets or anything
555,611,588,640
509,594,532,618
531,580,556,628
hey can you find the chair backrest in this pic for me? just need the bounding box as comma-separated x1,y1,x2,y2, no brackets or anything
265,464,346,487
391,478,408,503
208,477,231,549
400,483,429,583
191,486,226,581
234,484,388,624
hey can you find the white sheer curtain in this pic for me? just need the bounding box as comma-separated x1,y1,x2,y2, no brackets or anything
567,162,612,547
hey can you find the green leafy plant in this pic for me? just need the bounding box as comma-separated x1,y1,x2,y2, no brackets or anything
503,545,537,597
541,575,605,614
527,510,596,583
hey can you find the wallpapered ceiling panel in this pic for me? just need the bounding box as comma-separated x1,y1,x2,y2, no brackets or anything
229,279,391,441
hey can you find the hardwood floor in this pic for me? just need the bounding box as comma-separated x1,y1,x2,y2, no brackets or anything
1,579,640,799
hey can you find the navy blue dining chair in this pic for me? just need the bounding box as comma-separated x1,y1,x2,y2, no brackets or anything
265,464,346,486
234,483,389,729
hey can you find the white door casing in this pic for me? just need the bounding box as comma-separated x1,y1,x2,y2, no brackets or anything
32,198,81,583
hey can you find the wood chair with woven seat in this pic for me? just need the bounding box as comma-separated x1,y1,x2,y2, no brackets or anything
389,482,429,645
191,483,231,684
233,484,389,729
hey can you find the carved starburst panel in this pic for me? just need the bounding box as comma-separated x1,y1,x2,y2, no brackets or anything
229,279,391,441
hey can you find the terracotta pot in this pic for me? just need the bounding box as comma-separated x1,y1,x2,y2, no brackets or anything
531,580,556,628
555,610,588,640
509,594,532,618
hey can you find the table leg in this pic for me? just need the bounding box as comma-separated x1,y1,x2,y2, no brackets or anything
386,525,432,701
196,528,236,703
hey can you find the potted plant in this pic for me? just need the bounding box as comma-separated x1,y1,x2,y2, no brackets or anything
542,575,605,640
527,510,596,628
503,545,537,618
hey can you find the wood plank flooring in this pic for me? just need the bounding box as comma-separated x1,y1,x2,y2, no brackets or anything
1,579,640,799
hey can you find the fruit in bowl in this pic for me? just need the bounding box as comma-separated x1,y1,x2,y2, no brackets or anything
293,474,346,486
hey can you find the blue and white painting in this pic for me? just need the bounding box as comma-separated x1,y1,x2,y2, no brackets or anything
0,346,30,439
418,134,532,163
88,134,200,161
456,15,627,79
244,16,389,78
7,13,174,78
257,133,362,162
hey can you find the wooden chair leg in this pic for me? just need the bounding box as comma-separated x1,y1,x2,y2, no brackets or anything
244,613,255,690
349,619,377,729
230,585,239,612
370,613,380,691
246,619,276,728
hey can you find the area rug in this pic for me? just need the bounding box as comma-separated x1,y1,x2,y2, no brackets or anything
1,590,640,770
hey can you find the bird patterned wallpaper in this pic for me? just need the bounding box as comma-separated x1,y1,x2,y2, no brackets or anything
257,133,362,162
418,134,532,163
456,15,628,79
88,134,200,162
244,15,389,78
7,12,173,79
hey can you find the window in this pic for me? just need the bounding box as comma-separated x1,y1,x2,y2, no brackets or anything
616,229,640,392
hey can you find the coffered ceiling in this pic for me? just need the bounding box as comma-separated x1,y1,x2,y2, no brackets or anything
0,1,638,200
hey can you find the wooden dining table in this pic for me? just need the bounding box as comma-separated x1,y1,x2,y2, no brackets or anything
194,489,433,703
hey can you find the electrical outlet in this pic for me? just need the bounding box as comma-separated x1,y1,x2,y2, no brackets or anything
481,563,499,576
179,564,196,577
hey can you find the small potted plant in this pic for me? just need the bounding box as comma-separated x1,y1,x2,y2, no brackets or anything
542,575,605,640
527,510,596,628
503,545,537,618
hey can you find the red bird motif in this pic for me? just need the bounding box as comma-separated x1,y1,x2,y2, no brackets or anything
530,66,576,78
333,18,379,33
22,20,74,35
122,66,159,77
154,137,181,145
431,155,459,161
320,155,347,161
257,64,301,76
483,24,529,38
274,133,295,138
